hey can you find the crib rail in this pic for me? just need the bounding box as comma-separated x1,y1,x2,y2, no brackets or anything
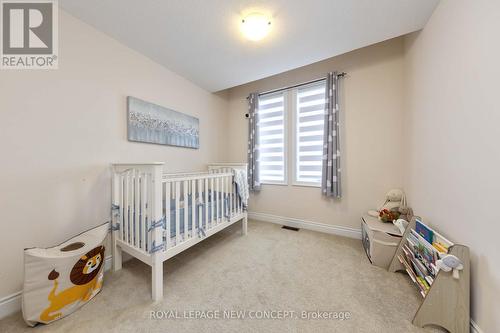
162,171,244,250
112,164,163,259
112,165,244,258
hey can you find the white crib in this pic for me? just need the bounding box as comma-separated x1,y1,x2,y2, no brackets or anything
111,162,248,301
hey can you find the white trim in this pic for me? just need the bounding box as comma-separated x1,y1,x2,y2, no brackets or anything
259,180,288,186
0,291,21,320
248,211,362,239
104,254,113,272
292,181,321,188
0,255,113,320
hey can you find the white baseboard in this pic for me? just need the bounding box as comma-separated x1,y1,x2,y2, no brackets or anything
0,255,113,320
248,211,362,239
104,254,113,272
0,291,22,321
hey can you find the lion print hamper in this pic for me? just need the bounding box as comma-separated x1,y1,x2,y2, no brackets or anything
22,223,108,326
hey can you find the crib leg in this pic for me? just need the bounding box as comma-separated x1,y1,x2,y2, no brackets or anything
113,242,122,271
152,260,163,301
242,216,248,236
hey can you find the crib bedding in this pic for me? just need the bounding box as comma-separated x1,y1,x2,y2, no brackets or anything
164,191,231,238
123,191,236,249
232,169,249,208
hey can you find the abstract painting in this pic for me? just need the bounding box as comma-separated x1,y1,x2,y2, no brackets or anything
127,96,199,149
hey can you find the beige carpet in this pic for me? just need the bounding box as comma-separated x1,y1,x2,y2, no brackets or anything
1,220,445,333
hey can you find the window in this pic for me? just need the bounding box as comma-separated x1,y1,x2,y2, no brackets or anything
294,82,326,185
257,80,326,186
257,91,286,184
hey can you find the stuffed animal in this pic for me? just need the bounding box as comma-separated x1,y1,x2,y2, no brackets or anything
368,189,410,222
378,209,401,223
436,254,464,279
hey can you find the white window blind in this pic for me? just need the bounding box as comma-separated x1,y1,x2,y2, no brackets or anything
258,92,286,184
295,82,326,185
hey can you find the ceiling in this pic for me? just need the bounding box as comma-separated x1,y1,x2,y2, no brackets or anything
60,0,439,92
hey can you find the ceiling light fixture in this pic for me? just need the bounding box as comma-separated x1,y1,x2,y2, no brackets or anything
240,13,272,41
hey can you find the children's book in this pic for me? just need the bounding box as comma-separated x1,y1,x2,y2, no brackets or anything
408,229,440,277
416,220,434,244
432,242,447,253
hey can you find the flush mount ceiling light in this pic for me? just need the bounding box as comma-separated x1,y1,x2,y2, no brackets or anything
240,13,272,41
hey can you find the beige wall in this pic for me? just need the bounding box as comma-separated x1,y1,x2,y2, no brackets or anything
403,0,500,331
225,38,406,230
0,11,229,298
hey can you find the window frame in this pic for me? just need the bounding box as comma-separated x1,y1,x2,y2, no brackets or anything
292,80,326,188
257,91,288,186
256,79,326,188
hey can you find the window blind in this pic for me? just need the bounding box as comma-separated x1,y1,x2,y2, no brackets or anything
295,82,326,184
258,92,285,183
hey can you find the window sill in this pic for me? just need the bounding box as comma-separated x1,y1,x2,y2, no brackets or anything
260,182,289,187
292,182,321,188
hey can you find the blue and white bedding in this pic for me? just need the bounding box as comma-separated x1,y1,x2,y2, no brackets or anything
163,191,230,238
232,169,249,209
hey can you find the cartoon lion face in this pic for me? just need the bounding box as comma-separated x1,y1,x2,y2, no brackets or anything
70,246,105,285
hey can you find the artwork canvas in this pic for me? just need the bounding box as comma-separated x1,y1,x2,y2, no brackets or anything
127,96,199,149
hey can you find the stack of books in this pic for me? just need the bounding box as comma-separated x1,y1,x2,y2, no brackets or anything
398,219,453,297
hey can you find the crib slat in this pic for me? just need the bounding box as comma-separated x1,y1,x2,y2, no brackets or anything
175,181,180,245
229,175,233,218
140,173,146,251
183,181,188,241
212,176,216,225
204,178,208,229
120,174,124,241
236,181,239,215
130,171,135,244
124,172,128,243
134,171,140,247
240,185,242,213
229,175,232,219
148,173,153,250
221,176,225,222
227,176,233,219
215,177,220,225
119,174,124,241
197,179,202,232
165,182,171,249
191,180,195,239
124,172,130,244
238,186,242,214
210,178,214,224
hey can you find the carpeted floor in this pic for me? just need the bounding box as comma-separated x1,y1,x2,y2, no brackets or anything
1,220,445,333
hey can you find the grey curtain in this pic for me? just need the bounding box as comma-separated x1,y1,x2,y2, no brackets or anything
247,93,260,191
321,72,342,198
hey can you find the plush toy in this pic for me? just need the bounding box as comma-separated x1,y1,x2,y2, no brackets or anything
368,189,411,222
378,209,401,223
393,218,409,234
436,254,464,279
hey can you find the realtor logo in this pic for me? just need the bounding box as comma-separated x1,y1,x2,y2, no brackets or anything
1,0,58,69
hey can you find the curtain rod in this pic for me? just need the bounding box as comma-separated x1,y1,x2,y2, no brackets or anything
256,72,347,97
